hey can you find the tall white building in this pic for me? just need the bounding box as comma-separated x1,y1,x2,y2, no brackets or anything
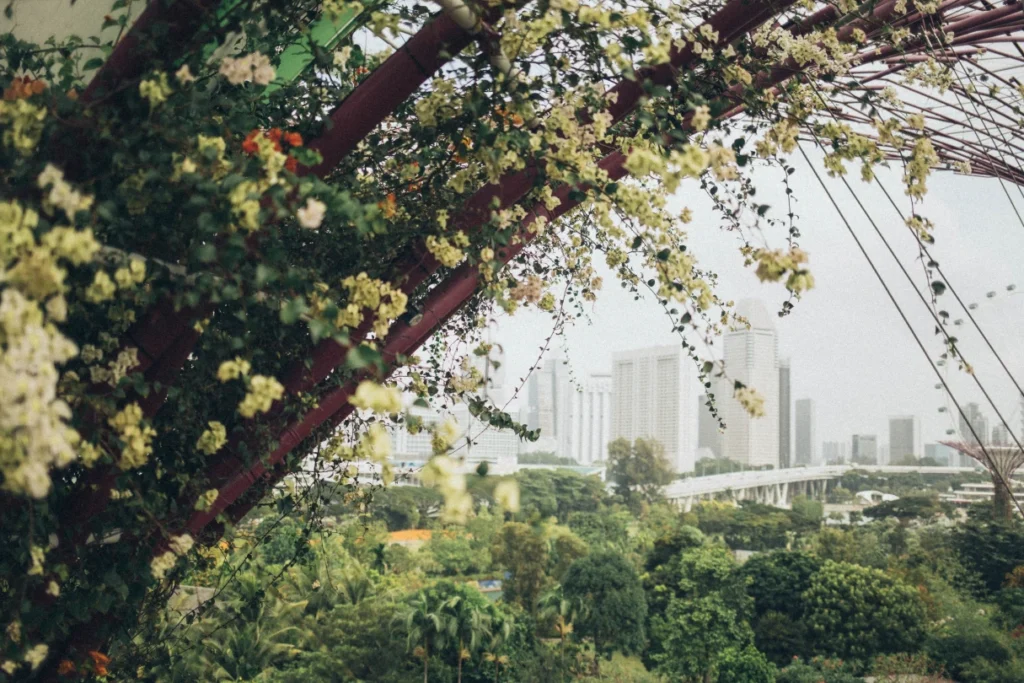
779,360,791,468
889,415,921,463
717,300,780,469
822,440,848,464
611,345,696,472
525,354,564,453
697,394,722,458
795,399,816,465
393,402,519,471
991,423,1012,446
852,434,878,464
525,354,612,463
560,374,613,465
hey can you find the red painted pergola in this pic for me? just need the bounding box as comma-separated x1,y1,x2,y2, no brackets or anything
37,0,1024,661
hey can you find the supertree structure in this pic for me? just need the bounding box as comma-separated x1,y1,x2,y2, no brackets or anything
943,441,1024,519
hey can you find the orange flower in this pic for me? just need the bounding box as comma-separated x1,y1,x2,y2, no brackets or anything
267,127,283,143
88,651,111,676
378,192,397,219
57,660,76,676
241,130,261,155
3,77,46,101
285,132,303,147
218,540,230,550
285,156,298,173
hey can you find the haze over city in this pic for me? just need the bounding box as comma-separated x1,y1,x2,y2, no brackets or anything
494,153,1024,458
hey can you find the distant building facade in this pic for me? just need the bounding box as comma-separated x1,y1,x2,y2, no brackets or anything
779,359,791,468
563,374,612,465
851,434,878,464
697,394,722,459
822,440,848,464
959,402,990,467
393,403,519,470
925,442,958,465
611,345,696,473
717,300,780,469
888,415,921,463
991,423,1012,446
794,398,815,466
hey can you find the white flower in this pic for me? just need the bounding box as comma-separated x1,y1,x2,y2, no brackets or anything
219,52,276,87
36,163,63,188
169,533,194,556
296,198,327,229
23,644,48,670
175,64,195,85
333,46,353,67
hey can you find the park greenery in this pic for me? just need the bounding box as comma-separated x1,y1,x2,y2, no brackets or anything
105,462,1024,682
1,0,1023,677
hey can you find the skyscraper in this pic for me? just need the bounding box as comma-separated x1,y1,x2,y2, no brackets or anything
794,399,815,465
992,423,1012,446
717,300,780,469
852,434,878,464
779,359,791,468
889,415,921,464
822,441,848,464
611,345,696,472
697,394,722,458
925,442,957,465
525,355,612,463
959,402,990,467
959,402,990,446
525,354,563,453
563,373,612,465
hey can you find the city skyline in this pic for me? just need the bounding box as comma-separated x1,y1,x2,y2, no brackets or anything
492,161,1024,459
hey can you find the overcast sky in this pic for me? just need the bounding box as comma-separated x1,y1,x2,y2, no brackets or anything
492,147,1024,455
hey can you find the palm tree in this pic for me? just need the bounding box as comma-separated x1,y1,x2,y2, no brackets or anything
442,593,493,683
539,587,585,681
481,613,514,683
482,652,511,683
401,592,449,683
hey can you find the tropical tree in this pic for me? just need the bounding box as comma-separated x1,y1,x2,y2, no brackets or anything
607,437,676,507
401,589,450,683
539,586,587,680
561,551,647,672
440,583,495,683
803,560,927,663
491,522,550,611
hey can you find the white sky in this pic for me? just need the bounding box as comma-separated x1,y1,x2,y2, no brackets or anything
493,147,1024,454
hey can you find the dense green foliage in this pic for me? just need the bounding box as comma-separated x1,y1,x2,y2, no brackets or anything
92,465,1024,681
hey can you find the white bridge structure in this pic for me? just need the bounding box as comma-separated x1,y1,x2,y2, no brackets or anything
664,465,979,511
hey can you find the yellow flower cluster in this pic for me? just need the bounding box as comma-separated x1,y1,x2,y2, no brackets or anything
349,380,402,414
88,347,139,387
237,375,285,418
109,402,157,470
151,533,194,580
755,120,800,157
431,418,461,455
0,193,102,497
425,235,466,268
37,164,94,221
338,272,408,336
193,488,219,511
217,357,252,382
904,137,939,199
734,386,766,417
419,454,472,523
196,421,228,455
750,247,815,294
139,73,172,108
0,99,46,155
